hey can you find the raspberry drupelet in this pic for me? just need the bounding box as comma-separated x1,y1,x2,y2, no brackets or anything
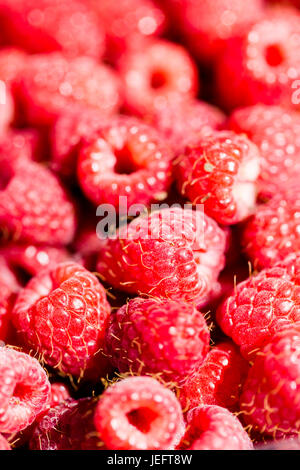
94,376,185,450
96,207,227,303
12,262,111,380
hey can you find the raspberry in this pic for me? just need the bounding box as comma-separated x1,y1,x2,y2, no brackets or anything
51,109,108,180
96,207,227,303
176,131,260,225
228,105,300,199
105,297,210,383
148,99,225,152
0,244,71,278
240,324,300,439
179,341,249,413
0,0,105,59
119,39,198,116
17,53,121,127
216,7,300,110
217,253,300,360
179,405,253,450
12,262,111,379
94,376,185,450
0,160,76,246
30,398,103,450
242,189,300,270
77,116,173,211
0,347,50,434
0,434,10,450
165,0,264,64
49,383,70,408
89,0,166,63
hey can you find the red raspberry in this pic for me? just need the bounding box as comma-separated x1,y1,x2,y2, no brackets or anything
0,244,71,278
164,0,264,64
179,341,249,412
12,262,111,379
228,105,300,199
217,253,300,360
0,434,10,450
216,7,300,110
148,99,225,152
0,160,76,246
94,376,185,450
51,109,108,180
119,39,198,116
30,398,103,450
0,0,105,59
0,129,42,165
77,116,173,211
176,131,260,225
240,324,300,439
97,207,227,303
89,0,166,63
242,189,300,270
105,297,210,383
0,347,50,434
17,53,121,127
179,405,253,450
49,383,70,408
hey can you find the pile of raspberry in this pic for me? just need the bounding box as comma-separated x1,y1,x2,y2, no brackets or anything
0,0,300,452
